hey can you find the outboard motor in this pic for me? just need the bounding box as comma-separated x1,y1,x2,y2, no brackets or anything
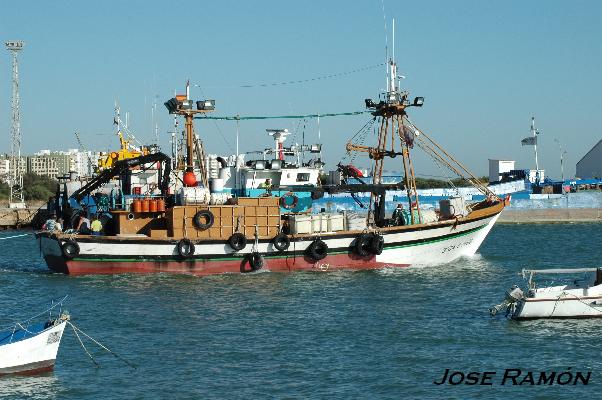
489,285,524,316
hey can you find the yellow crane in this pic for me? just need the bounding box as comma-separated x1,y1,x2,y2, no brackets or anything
97,107,149,170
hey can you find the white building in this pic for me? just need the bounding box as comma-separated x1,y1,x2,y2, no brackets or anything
488,159,515,183
576,139,602,179
32,149,99,178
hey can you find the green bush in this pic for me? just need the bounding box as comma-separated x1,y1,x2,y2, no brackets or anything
0,174,57,201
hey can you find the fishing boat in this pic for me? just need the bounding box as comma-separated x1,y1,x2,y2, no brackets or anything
37,56,507,276
0,298,69,375
490,268,602,320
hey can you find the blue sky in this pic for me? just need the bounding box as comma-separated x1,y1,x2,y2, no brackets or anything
1,0,601,179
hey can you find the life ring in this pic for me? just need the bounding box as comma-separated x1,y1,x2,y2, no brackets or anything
354,233,372,257
306,239,328,261
61,240,80,259
279,192,299,210
247,252,264,271
193,210,214,230
369,234,385,255
177,238,195,258
272,233,290,252
228,233,247,251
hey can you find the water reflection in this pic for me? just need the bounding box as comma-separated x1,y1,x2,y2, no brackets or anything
0,374,64,400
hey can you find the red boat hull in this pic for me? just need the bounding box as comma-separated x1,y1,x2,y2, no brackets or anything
44,253,405,276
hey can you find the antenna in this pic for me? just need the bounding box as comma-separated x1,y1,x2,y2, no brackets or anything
392,18,395,65
6,40,25,208
381,0,388,93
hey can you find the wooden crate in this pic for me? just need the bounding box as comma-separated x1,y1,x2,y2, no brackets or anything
237,198,259,206
149,229,168,239
166,203,281,239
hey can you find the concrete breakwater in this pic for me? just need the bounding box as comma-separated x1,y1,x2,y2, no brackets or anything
498,208,602,223
0,203,49,229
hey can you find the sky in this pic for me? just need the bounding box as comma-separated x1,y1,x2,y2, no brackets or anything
1,0,601,179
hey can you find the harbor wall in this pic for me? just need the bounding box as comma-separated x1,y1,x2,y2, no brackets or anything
0,202,49,229
498,208,602,223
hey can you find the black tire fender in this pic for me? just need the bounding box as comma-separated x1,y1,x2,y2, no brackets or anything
248,252,264,271
228,233,247,251
354,234,372,257
61,240,80,259
177,238,195,258
369,234,385,255
272,233,290,252
307,239,328,261
193,210,214,230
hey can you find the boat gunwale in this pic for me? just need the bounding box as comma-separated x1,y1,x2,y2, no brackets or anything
39,201,504,244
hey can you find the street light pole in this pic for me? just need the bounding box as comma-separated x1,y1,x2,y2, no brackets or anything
554,138,566,182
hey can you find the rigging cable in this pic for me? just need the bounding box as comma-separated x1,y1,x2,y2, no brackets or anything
195,86,236,153
195,110,370,121
194,63,386,89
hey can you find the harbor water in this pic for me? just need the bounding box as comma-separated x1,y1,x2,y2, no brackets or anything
1,224,601,399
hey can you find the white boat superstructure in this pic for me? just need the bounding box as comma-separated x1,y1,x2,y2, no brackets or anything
491,268,602,320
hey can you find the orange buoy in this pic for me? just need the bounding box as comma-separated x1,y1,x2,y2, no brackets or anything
141,198,150,213
156,198,166,212
149,199,158,213
132,199,142,213
183,171,197,187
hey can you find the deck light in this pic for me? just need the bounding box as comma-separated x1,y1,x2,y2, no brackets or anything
413,97,424,107
164,98,179,113
180,100,193,110
197,100,215,111
310,144,322,153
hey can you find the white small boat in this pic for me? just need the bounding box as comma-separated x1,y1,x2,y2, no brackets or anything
491,268,602,320
0,299,69,375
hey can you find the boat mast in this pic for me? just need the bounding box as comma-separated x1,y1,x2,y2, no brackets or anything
164,82,215,187
346,21,424,225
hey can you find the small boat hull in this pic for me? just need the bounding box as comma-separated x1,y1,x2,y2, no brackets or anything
0,321,67,375
514,296,602,320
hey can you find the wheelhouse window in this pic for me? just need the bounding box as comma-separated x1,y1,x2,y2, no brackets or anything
297,173,310,182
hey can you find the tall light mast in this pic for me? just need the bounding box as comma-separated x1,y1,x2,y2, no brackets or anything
5,41,25,208
530,117,540,184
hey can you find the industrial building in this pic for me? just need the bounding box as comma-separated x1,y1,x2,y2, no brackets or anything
576,139,602,179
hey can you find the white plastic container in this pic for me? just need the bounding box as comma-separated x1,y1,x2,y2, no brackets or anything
178,187,210,205
210,192,231,205
327,214,345,231
439,196,467,218
290,215,312,234
311,214,328,233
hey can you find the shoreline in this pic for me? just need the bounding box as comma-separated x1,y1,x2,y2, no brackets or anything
498,208,602,224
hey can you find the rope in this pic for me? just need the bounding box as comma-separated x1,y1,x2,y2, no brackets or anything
70,323,99,366
68,322,137,369
0,233,31,240
549,291,602,317
0,295,68,332
194,62,386,89
195,110,370,121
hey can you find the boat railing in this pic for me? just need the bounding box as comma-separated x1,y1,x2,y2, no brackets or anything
522,268,602,291
0,295,68,345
